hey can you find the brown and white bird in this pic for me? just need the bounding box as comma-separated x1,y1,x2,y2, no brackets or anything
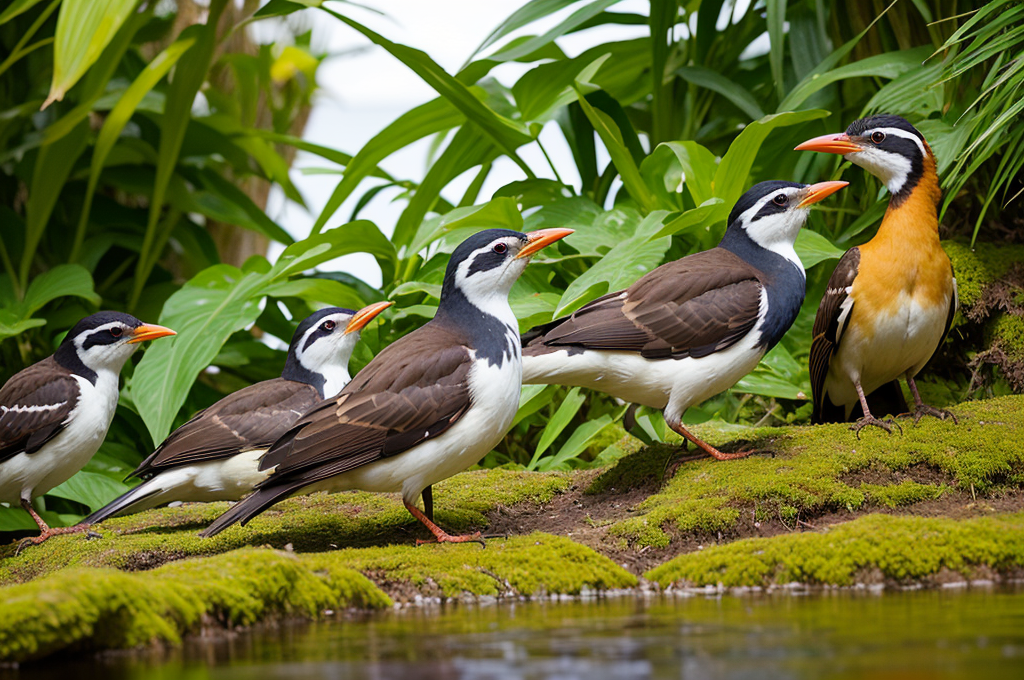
796,115,957,433
200,227,572,542
0,312,175,545
521,180,847,460
81,303,392,525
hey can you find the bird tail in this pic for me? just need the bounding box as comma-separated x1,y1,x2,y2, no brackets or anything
199,483,300,538
82,478,162,525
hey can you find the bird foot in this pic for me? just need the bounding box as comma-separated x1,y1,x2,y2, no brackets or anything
899,405,958,426
666,446,769,479
15,524,97,555
850,415,902,439
416,531,485,548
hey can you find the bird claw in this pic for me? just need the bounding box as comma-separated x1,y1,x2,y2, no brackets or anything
13,524,96,555
416,531,486,548
899,405,958,426
851,415,902,439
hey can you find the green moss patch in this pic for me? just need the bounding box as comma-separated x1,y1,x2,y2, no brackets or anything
608,396,1024,548
0,548,389,664
0,468,571,586
647,512,1024,588
942,241,1024,312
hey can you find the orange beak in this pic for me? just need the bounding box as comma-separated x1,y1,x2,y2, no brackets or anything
128,324,176,344
794,132,862,155
344,301,393,334
797,180,849,208
515,228,575,260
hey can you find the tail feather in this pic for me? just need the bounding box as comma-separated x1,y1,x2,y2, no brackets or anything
199,483,301,538
82,480,161,525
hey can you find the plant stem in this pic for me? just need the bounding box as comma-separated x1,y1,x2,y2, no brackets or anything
536,138,565,186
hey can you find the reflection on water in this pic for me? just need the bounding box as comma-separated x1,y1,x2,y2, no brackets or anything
12,588,1024,679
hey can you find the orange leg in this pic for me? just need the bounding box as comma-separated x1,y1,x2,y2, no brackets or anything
403,500,484,546
667,421,752,461
17,499,97,554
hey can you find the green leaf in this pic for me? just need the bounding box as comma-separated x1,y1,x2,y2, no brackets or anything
767,0,787,99
254,0,322,18
484,0,624,64
538,415,615,471
573,87,657,213
17,264,100,317
469,0,591,60
713,110,829,207
675,66,765,121
321,7,533,177
0,0,47,25
528,386,586,469
73,35,196,261
263,278,366,310
408,197,524,255
556,211,670,316
795,229,845,269
132,0,229,310
650,199,728,240
48,470,132,512
21,118,89,291
131,222,395,442
312,97,464,235
45,0,140,108
779,47,931,112
513,53,610,124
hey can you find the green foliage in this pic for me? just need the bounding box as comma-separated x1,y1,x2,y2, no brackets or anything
0,0,1019,529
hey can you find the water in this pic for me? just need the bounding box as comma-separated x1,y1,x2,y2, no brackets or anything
15,589,1024,679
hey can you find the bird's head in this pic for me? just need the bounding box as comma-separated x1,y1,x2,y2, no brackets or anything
284,302,392,397
56,311,175,374
795,115,933,202
723,180,848,264
439,227,573,311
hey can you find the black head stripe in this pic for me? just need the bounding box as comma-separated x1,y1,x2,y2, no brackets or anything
440,228,528,301
467,249,508,277
81,329,126,350
290,307,354,351
61,311,143,347
846,114,924,142
728,180,805,226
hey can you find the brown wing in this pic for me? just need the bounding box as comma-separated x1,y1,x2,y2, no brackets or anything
524,248,764,360
258,324,473,486
810,247,860,421
132,378,321,478
0,357,79,463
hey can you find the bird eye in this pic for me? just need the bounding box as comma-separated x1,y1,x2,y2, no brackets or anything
493,242,508,255
109,327,123,338
323,320,336,331
773,194,788,206
871,131,886,144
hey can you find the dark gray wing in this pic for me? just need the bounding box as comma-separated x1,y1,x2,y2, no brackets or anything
0,357,79,463
810,248,859,422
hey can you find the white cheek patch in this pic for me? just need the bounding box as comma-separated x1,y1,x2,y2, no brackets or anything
849,127,924,195
741,189,806,273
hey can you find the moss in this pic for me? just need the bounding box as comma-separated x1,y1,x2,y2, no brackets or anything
309,533,636,599
585,442,677,495
647,512,1024,588
941,241,1024,311
0,548,389,664
0,468,571,585
987,314,1024,360
609,395,1024,547
860,480,945,508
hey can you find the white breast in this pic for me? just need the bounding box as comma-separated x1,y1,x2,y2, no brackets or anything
0,370,120,504
308,338,524,505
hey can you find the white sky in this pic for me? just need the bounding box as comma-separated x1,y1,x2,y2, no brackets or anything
262,0,652,287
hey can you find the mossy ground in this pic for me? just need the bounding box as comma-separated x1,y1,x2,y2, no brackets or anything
647,512,1024,588
3,395,1024,662
603,396,1024,549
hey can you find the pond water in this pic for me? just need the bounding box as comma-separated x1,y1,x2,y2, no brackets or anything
16,587,1024,679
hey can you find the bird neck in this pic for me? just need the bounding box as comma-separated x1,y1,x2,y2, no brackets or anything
282,352,351,398
435,285,520,368
872,154,941,249
53,343,100,385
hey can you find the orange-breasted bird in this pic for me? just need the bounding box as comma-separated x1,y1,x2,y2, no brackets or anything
796,114,957,434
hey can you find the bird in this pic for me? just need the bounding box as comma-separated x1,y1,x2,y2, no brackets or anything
0,312,175,546
520,180,848,461
80,303,392,525
199,227,573,542
795,114,958,434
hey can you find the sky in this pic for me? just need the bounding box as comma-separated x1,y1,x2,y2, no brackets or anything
260,0,652,288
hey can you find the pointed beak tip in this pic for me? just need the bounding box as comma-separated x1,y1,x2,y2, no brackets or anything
344,301,393,334
128,324,177,344
515,228,575,260
798,180,850,208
